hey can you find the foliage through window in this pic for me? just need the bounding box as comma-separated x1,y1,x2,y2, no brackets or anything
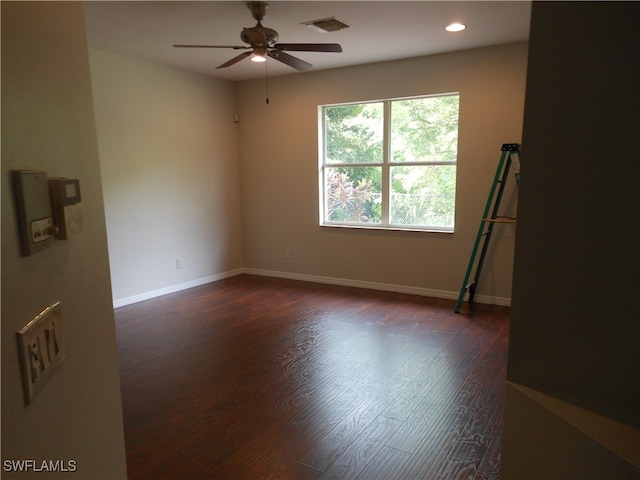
320,94,459,231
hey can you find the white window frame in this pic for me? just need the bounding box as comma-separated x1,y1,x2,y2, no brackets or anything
318,93,459,233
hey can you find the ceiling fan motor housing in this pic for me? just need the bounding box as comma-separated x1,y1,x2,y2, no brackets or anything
241,25,279,47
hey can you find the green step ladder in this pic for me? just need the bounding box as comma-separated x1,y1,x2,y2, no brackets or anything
455,143,520,313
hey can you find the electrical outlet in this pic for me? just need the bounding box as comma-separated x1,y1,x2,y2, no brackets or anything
284,249,291,259
176,258,183,269
17,302,65,405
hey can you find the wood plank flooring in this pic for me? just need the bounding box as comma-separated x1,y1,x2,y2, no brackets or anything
114,274,510,479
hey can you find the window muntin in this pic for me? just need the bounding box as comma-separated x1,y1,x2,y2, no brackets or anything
320,94,459,232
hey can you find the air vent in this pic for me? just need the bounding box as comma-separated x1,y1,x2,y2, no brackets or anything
302,17,350,33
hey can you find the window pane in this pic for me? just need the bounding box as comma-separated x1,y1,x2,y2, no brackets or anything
325,167,382,224
390,165,456,227
390,95,459,163
324,103,384,164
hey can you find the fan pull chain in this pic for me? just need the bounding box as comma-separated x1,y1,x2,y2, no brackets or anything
264,60,270,104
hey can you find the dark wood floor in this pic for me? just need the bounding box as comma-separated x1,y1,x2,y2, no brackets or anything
114,274,510,480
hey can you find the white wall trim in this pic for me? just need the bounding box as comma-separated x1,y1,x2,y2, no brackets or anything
113,267,511,308
112,269,244,308
244,268,511,307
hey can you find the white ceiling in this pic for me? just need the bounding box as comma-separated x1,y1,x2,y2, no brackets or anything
84,1,531,82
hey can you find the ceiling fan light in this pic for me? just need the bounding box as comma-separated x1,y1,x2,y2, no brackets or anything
446,23,466,33
251,53,267,63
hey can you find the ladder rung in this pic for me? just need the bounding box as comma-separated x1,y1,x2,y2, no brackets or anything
483,217,516,224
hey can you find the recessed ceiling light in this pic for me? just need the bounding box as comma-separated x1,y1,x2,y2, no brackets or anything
446,23,466,33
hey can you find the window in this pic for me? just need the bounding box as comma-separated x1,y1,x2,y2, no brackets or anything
319,93,460,232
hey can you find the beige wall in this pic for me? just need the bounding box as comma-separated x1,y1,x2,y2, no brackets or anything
90,42,527,307
502,2,639,477
237,42,527,302
89,50,244,306
1,3,127,478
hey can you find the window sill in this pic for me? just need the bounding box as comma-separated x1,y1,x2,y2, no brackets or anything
320,223,454,234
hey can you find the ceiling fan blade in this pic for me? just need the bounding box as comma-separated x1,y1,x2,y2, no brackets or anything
174,44,248,50
268,51,312,71
274,43,342,53
216,51,253,69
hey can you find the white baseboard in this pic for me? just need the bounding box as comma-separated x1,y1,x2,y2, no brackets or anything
113,267,510,308
112,269,244,308
244,268,511,307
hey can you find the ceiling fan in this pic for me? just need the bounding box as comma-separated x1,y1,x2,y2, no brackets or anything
173,1,343,71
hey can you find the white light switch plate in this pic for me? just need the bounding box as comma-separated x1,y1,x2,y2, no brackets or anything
17,302,65,405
